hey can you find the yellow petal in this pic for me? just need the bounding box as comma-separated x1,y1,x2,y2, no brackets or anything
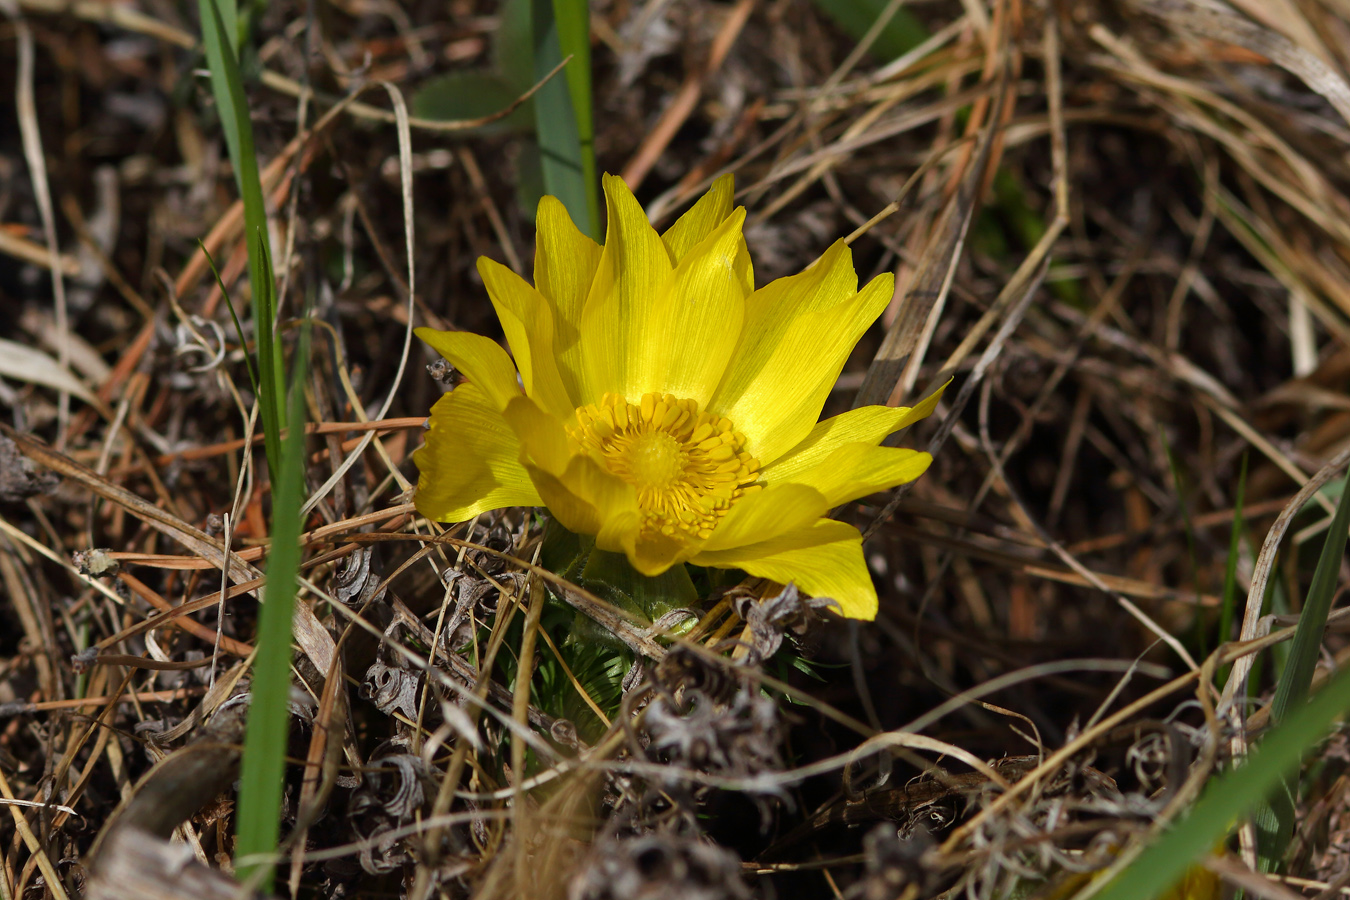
627,208,748,406
501,394,640,539
609,526,696,577
662,174,730,258
477,257,575,417
710,263,895,465
763,382,946,482
771,443,932,507
522,454,637,540
501,394,572,475
742,239,858,335
415,327,521,412
700,482,829,553
413,384,541,522
595,508,644,558
706,241,856,449
534,195,601,402
691,519,878,620
578,174,675,403
729,233,754,299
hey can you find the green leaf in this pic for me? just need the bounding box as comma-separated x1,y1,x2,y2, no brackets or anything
541,515,591,582
807,0,927,63
531,602,629,742
579,547,698,622
496,0,536,89
551,0,594,210
410,70,535,136
531,0,599,238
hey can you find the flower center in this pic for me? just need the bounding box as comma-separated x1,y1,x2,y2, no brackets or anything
569,392,761,540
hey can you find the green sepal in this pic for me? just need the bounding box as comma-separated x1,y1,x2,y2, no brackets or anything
579,547,697,622
540,518,698,649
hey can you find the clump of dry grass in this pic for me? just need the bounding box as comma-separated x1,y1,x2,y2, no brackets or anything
4,0,1350,898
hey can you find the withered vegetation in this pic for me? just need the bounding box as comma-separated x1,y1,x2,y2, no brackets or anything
3,1,1350,898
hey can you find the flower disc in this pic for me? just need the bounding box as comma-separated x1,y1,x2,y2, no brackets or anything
569,392,761,540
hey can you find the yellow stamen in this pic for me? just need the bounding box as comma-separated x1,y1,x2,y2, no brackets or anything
568,392,760,541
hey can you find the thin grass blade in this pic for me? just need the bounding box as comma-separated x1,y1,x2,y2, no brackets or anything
1090,660,1350,900
199,239,260,402
1162,430,1206,655
200,0,285,474
233,323,310,891
1254,464,1350,866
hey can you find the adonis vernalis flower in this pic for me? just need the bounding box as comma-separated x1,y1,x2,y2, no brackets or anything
414,174,941,620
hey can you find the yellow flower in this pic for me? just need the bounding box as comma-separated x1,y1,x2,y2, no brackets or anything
413,174,942,620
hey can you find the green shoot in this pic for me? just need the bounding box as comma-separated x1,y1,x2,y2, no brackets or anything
1162,431,1206,656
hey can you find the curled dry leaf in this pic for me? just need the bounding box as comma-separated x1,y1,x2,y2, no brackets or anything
729,582,836,665
645,688,781,778
567,833,752,900
333,546,388,610
349,742,435,876
361,657,422,721
653,645,740,706
352,747,433,822
436,566,526,652
645,647,782,803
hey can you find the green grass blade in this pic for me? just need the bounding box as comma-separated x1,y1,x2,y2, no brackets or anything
198,0,239,158
234,324,310,891
1254,462,1350,866
200,0,285,475
531,0,599,238
199,239,260,403
1216,452,1248,687
1091,660,1350,900
1272,469,1350,720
